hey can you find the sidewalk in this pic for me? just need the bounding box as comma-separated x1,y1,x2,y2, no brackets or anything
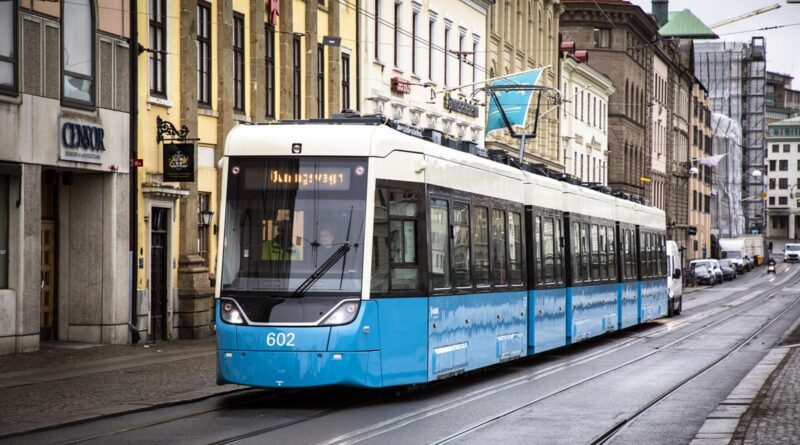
0,337,242,438
693,318,800,444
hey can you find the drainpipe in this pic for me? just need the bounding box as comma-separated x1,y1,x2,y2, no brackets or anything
129,0,141,344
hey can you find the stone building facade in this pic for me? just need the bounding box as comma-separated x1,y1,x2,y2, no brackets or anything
765,117,800,239
687,82,712,261
134,0,357,342
0,0,131,354
560,0,659,198
559,56,614,183
485,0,561,168
358,0,490,141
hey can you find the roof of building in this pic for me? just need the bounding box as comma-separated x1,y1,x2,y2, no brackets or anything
771,115,800,126
658,9,718,39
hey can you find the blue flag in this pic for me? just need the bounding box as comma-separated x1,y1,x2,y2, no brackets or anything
486,68,545,134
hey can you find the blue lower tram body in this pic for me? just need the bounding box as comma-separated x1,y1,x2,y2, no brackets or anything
217,281,668,388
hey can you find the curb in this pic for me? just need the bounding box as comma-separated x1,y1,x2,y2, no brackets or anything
0,384,249,440
690,347,791,445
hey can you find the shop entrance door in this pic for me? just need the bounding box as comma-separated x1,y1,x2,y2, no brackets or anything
151,208,169,341
40,220,56,339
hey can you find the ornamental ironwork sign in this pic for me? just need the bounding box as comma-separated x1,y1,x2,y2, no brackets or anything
156,115,199,143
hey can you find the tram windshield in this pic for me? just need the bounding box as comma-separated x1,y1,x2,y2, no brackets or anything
221,157,368,295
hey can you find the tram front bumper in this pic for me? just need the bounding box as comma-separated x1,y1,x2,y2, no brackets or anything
217,350,383,388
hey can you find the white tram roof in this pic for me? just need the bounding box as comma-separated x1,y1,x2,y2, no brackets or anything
225,122,665,225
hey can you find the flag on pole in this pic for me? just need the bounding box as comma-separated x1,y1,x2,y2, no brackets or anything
486,68,545,134
697,153,728,167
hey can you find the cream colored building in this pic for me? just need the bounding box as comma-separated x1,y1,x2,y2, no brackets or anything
485,0,561,169
358,0,490,141
688,82,711,261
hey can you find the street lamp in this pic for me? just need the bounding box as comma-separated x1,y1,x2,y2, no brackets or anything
199,208,214,228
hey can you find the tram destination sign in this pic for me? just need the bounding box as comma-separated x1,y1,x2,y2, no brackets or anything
59,118,106,164
163,143,196,182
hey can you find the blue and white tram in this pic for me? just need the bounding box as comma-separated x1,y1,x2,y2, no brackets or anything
215,117,668,389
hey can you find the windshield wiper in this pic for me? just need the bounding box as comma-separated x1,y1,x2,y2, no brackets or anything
291,242,352,298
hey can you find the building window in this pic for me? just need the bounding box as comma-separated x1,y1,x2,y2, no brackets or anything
784,144,791,153
780,160,789,171
772,144,779,153
393,2,400,67
341,53,351,110
779,196,788,206
148,0,166,98
63,0,95,106
374,0,381,60
428,18,435,81
197,1,211,106
769,196,775,206
593,28,610,48
458,32,464,87
293,35,301,119
0,0,17,94
265,25,276,118
704,195,710,214
770,160,777,171
232,13,245,113
317,44,325,118
770,178,776,190
444,25,450,86
779,178,788,189
198,192,211,266
411,10,418,74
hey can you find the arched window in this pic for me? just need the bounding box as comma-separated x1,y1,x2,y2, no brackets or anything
624,80,629,117
516,0,523,48
62,0,95,106
547,14,552,64
0,0,17,94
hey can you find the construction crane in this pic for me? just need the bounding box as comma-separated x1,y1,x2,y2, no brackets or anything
709,3,781,29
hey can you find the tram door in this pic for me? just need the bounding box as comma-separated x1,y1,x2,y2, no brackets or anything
150,208,169,341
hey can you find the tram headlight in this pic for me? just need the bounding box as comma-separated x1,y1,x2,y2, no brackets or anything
220,299,245,325
321,300,360,326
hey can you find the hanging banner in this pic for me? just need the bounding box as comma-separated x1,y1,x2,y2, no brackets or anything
485,67,545,134
163,143,195,182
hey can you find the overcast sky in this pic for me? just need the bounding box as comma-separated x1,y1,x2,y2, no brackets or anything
627,0,800,88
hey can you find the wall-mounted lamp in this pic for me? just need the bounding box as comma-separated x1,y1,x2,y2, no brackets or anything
199,208,214,228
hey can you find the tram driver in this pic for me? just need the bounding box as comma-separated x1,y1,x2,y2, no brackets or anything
261,219,299,261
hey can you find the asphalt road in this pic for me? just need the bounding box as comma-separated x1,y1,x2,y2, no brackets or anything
9,263,800,445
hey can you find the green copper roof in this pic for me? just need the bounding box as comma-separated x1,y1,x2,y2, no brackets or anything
658,9,718,39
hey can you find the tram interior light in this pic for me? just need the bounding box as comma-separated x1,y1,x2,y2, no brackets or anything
321,301,360,326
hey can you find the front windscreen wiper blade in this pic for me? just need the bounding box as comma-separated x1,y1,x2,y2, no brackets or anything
291,242,352,298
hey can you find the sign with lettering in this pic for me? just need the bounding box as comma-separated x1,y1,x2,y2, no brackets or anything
59,119,106,164
443,93,480,118
163,143,196,182
391,77,411,95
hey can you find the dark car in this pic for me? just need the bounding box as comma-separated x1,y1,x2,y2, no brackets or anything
718,259,737,281
689,264,714,286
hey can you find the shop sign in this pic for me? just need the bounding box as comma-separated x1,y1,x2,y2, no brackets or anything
391,77,411,95
163,143,196,182
443,93,479,118
59,119,106,164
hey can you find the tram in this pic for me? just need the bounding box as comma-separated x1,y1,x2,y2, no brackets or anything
215,115,669,388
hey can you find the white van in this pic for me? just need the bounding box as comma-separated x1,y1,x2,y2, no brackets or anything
666,240,683,316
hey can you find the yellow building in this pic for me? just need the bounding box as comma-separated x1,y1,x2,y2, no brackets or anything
688,82,712,261
134,0,357,342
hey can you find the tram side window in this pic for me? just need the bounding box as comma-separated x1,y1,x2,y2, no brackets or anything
659,235,666,276
473,206,490,286
599,225,608,281
571,221,582,283
625,230,635,279
371,188,420,293
607,227,616,280
590,224,600,281
453,202,471,288
492,209,508,285
431,198,451,289
509,212,523,285
556,219,564,284
534,216,543,286
542,217,555,283
581,223,591,282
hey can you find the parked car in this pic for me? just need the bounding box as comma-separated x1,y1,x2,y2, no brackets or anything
718,259,738,281
690,259,723,285
742,255,754,271
689,264,714,286
784,243,800,262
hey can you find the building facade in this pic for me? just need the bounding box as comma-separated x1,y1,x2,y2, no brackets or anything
765,116,800,239
687,82,712,261
134,0,357,342
766,71,800,124
650,52,668,210
484,0,561,168
559,56,614,183
0,0,131,354
358,0,490,143
560,0,659,198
